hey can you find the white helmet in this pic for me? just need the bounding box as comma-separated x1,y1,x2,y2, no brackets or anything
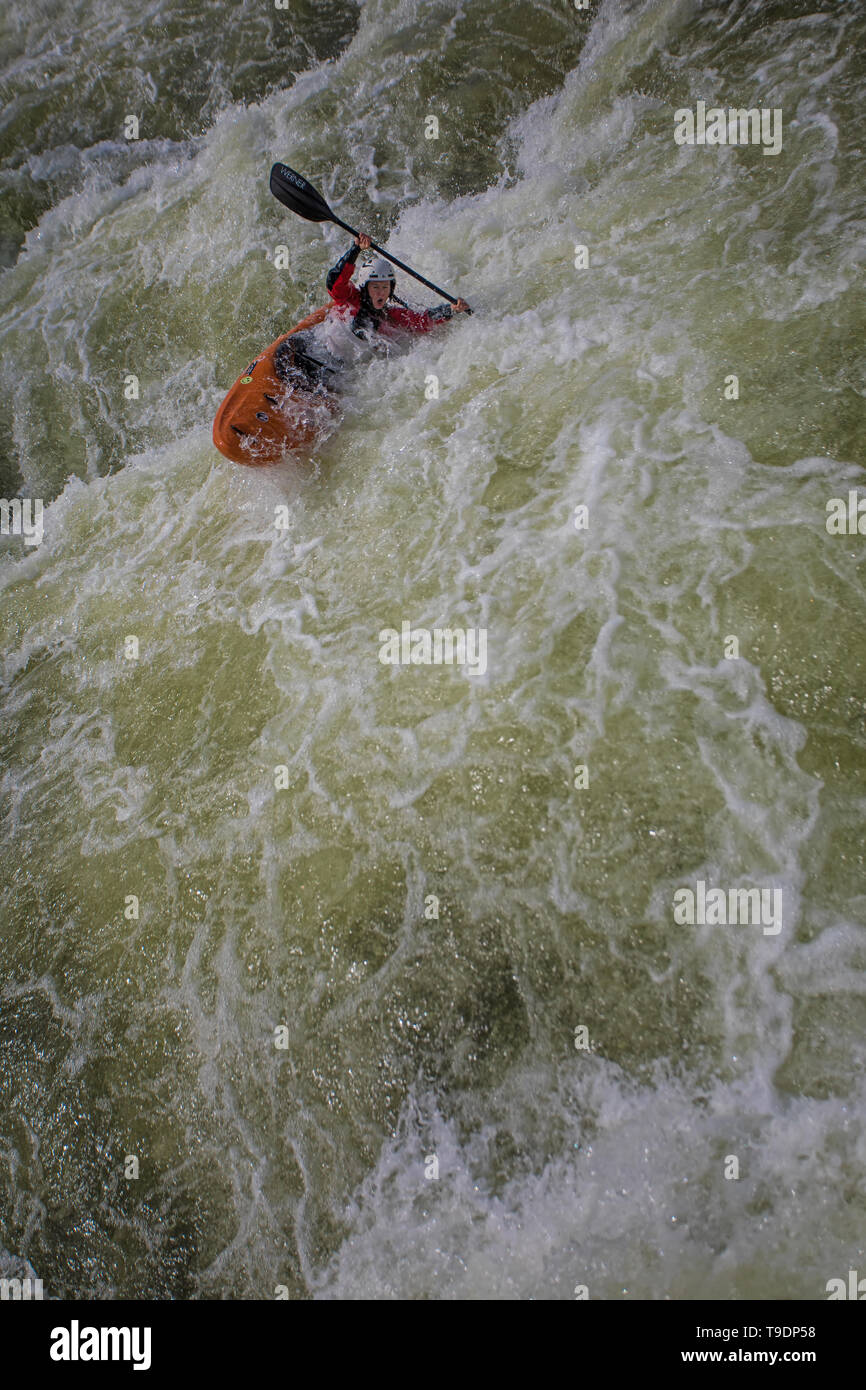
357,256,395,290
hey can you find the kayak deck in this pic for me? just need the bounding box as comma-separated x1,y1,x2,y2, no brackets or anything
212,307,338,466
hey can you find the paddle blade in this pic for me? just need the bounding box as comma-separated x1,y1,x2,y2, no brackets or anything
269,164,334,223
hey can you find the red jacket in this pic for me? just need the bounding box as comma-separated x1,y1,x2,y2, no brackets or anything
326,244,453,335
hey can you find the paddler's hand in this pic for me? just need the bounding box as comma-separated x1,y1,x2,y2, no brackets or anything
354,233,372,250
452,298,470,314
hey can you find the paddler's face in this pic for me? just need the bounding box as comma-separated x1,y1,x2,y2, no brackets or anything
368,281,390,309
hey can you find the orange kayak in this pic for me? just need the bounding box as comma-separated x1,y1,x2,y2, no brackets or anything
212,307,339,466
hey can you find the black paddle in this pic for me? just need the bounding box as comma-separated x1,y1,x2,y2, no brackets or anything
269,163,472,314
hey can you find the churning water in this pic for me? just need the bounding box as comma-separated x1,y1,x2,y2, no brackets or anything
1,0,865,1299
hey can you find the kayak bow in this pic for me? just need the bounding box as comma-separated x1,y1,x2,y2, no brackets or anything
212,307,337,466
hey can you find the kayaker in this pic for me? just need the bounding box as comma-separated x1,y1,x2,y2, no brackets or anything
274,233,469,393
327,232,470,338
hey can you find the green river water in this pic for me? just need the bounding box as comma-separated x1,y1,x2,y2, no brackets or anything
1,0,864,1299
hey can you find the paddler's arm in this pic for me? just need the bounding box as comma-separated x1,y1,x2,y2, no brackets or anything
388,298,470,332
326,241,360,300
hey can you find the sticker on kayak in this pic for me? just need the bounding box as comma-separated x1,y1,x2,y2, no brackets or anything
240,375,253,384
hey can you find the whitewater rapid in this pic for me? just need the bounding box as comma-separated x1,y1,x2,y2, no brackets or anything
1,0,864,1299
